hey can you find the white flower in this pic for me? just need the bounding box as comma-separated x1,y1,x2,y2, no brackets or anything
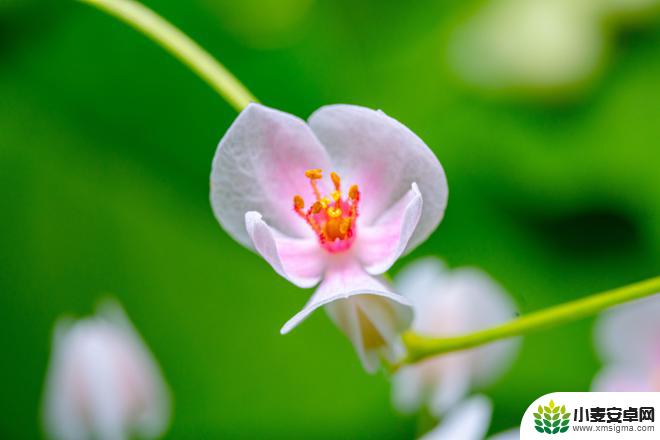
448,0,603,93
448,0,660,96
42,300,171,440
391,258,519,415
419,395,519,440
592,294,660,391
210,103,448,372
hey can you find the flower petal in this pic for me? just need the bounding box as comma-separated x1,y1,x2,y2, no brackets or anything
591,364,653,392
42,319,88,440
394,351,474,416
80,334,126,439
594,295,660,367
308,104,448,251
393,257,448,300
398,260,519,384
420,395,492,440
245,211,326,288
391,366,425,414
392,259,519,413
325,294,408,373
357,183,423,275
280,258,412,372
42,301,171,440
211,103,332,249
428,357,473,415
96,300,171,438
280,257,412,333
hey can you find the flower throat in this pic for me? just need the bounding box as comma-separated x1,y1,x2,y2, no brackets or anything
293,169,360,253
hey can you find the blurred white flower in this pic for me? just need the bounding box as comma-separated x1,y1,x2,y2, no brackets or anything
448,0,660,98
42,300,171,440
419,395,519,440
448,0,603,95
391,258,519,416
420,395,493,440
211,103,449,372
592,295,660,391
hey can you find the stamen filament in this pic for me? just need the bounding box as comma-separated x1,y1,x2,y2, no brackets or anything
305,169,323,200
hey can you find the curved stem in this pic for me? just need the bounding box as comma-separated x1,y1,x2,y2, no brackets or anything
401,276,660,366
78,0,257,112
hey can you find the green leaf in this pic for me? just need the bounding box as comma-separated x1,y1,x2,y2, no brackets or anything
534,413,541,419
553,427,560,434
561,405,566,414
544,419,552,427
550,400,555,408
553,414,559,421
544,414,553,422
553,420,560,427
544,427,551,434
538,405,543,413
560,426,569,433
562,419,569,426
563,413,570,419
553,406,560,413
544,406,552,412
535,427,544,433
535,420,543,427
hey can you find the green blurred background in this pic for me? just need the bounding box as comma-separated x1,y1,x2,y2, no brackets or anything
1,0,659,438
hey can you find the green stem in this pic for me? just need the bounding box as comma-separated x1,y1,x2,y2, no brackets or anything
402,276,660,365
78,0,257,112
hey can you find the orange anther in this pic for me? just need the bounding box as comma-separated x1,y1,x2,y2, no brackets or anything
305,169,323,180
293,195,305,210
311,201,323,214
349,185,359,200
331,172,341,190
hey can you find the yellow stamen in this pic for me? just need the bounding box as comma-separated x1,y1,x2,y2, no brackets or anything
331,172,341,190
349,184,359,200
305,169,323,200
294,169,360,250
305,169,323,180
339,218,351,235
293,195,305,210
311,201,323,214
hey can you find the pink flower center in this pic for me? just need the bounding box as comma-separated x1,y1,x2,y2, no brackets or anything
293,169,360,253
